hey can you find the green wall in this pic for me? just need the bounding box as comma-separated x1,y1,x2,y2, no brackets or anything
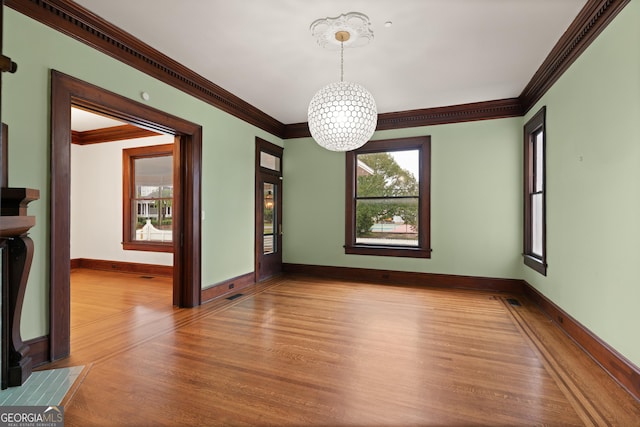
283,118,522,279
522,0,640,366
4,1,640,371
2,8,282,340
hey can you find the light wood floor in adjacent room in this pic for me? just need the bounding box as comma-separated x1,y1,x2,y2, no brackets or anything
45,268,640,426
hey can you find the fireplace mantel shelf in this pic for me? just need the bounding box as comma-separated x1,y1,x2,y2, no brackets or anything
1,186,39,389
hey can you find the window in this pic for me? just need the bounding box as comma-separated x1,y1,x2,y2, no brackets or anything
345,136,431,258
122,144,174,252
523,107,547,275
260,151,281,172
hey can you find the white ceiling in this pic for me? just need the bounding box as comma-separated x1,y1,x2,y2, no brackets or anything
71,107,125,131
72,0,587,125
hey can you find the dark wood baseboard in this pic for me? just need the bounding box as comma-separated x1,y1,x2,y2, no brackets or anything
71,258,173,277
201,271,255,303
283,263,523,293
25,336,49,368
523,281,640,402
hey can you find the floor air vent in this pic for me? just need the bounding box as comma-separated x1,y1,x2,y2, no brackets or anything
506,298,522,306
140,276,154,279
226,293,244,301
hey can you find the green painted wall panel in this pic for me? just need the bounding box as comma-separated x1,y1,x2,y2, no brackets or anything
522,0,640,365
283,118,523,279
2,9,282,339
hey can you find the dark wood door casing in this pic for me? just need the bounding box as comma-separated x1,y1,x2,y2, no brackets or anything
50,70,202,361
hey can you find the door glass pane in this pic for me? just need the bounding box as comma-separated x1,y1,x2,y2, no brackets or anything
263,183,276,254
260,151,281,172
133,155,173,242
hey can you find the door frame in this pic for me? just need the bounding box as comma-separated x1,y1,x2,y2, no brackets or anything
254,137,283,282
50,70,202,361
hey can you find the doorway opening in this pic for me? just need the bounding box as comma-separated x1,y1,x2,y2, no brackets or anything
50,70,202,362
69,107,176,355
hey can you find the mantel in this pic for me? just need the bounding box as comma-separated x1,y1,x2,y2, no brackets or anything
0,216,36,238
1,187,39,216
1,186,39,389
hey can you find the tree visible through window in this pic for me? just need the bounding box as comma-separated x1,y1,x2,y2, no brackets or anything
123,144,174,252
356,152,419,246
346,136,431,258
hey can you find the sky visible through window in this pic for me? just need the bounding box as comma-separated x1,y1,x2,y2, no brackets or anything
390,150,419,181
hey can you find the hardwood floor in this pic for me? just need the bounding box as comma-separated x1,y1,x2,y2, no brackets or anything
44,268,640,426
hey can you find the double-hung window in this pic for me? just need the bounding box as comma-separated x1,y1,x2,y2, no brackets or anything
122,144,174,252
345,136,431,258
523,107,547,275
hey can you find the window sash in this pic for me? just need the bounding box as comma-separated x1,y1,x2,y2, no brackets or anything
355,197,419,247
530,192,543,258
122,144,174,252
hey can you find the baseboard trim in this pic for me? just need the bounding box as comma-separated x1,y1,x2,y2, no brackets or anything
71,258,173,277
522,281,640,402
25,335,49,368
283,263,522,293
201,272,255,303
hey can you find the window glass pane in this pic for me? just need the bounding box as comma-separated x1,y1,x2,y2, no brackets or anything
355,198,419,247
534,131,544,192
531,193,543,257
134,156,172,186
133,155,173,242
263,182,276,254
357,150,419,198
260,151,281,172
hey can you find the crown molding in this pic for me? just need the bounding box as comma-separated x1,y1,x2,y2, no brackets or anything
71,124,161,145
376,98,524,132
5,0,286,137
284,98,523,139
519,0,630,113
6,0,632,137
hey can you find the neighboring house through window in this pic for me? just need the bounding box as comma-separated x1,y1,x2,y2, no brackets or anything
122,143,174,252
345,136,431,258
523,107,547,275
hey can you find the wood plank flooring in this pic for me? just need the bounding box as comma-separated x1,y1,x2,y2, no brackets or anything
44,268,640,426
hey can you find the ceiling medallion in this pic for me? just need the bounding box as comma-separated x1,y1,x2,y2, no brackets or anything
310,12,374,50
307,12,378,152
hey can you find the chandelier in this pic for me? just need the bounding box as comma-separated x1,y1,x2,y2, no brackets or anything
308,13,377,152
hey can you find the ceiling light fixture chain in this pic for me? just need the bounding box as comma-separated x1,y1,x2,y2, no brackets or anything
340,38,344,82
335,30,350,83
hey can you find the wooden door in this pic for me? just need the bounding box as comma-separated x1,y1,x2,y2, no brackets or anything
255,138,283,281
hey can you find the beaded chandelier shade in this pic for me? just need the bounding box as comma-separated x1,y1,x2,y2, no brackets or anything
307,13,377,152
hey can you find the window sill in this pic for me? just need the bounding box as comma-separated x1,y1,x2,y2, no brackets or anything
123,242,173,253
345,245,431,259
524,254,547,276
